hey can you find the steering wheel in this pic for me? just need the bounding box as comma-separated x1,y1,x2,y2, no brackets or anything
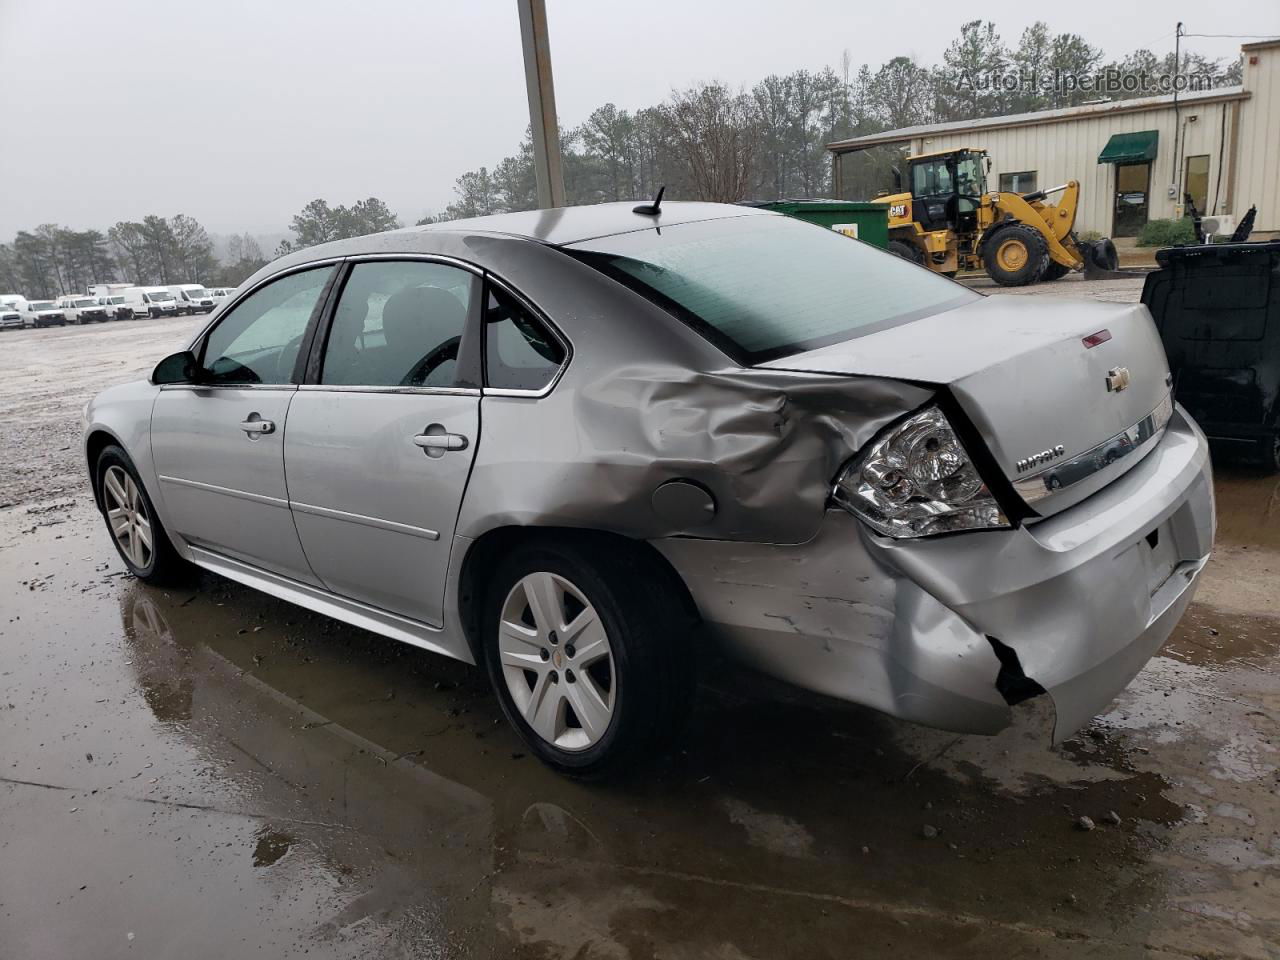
399,336,461,387
275,333,307,382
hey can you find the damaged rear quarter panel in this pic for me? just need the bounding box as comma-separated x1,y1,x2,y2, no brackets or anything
447,236,937,544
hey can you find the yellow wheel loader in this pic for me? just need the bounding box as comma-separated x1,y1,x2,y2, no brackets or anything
878,148,1118,286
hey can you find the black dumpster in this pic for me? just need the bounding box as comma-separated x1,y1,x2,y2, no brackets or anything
1141,241,1280,471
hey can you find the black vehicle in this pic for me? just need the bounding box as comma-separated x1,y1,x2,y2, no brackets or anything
1142,240,1280,471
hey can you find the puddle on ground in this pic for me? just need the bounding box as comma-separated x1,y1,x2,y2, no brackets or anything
252,828,296,868
2,506,1278,957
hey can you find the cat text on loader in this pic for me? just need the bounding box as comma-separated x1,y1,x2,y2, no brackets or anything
879,147,1119,286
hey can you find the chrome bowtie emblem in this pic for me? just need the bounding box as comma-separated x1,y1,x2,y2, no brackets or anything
1106,367,1131,392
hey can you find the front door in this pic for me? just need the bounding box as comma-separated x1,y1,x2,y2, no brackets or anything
150,264,336,584
283,259,482,627
1113,162,1151,237
911,156,955,231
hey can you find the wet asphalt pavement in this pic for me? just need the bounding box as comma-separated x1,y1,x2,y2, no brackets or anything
1,289,1278,959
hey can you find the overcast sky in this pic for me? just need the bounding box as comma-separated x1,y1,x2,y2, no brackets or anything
1,0,1275,238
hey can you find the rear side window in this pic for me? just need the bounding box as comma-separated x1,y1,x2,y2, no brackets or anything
483,286,565,391
320,260,476,388
568,215,974,364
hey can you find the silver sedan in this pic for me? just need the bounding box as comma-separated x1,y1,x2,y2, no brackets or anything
83,202,1214,776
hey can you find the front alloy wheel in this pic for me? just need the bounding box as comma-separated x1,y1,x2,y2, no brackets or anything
96,445,188,584
498,572,616,750
103,465,153,569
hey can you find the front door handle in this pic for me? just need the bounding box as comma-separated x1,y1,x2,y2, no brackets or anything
413,432,468,452
239,417,275,436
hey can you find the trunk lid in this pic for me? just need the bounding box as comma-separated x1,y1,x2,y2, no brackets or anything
760,295,1172,517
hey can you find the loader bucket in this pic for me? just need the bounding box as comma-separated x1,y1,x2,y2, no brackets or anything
1082,238,1144,280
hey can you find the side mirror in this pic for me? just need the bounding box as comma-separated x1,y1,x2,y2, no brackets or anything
152,350,199,385
985,157,992,173
891,167,902,192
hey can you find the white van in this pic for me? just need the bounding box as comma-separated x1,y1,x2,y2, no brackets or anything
97,295,130,320
58,295,110,324
169,283,216,314
23,300,67,328
122,286,180,319
0,293,27,310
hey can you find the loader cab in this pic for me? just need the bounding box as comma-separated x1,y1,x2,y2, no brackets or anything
907,149,988,233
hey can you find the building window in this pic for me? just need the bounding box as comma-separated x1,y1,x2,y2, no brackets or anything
1184,155,1210,215
998,171,1037,194
993,171,1034,193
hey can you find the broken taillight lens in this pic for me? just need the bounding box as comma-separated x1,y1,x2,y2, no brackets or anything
831,406,1010,539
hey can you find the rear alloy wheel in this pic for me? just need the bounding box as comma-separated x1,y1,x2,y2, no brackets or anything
497,571,616,751
984,224,1049,286
482,540,693,777
97,445,188,584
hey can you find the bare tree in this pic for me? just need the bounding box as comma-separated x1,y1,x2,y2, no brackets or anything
666,82,758,203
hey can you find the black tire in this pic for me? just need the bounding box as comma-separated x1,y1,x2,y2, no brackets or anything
95,445,190,585
481,538,694,778
887,239,924,264
1041,260,1071,281
941,269,959,279
983,224,1049,286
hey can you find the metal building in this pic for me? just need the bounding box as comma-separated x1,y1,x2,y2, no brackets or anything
828,39,1280,237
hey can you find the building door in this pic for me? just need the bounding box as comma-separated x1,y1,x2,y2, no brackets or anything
1184,154,1210,215
1113,162,1151,237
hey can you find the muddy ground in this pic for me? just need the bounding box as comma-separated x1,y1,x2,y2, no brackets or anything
1,282,1278,959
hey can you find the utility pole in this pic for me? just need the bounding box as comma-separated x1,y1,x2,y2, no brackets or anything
517,0,566,209
1172,21,1184,212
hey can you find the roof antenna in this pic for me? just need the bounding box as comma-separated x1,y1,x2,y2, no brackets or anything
633,185,665,216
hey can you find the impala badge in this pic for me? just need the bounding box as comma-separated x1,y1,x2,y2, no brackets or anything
1106,367,1131,392
1016,445,1066,473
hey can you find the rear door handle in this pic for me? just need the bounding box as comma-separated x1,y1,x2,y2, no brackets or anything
239,418,275,436
413,432,468,452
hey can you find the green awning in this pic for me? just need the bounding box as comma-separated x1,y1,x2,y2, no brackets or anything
1098,130,1159,164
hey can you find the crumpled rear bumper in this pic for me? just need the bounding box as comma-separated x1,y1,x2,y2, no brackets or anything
656,406,1215,742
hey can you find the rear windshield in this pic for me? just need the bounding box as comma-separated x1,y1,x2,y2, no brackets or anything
567,214,976,364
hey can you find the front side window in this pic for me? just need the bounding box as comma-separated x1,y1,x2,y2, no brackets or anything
569,215,975,364
201,266,334,385
483,286,565,391
320,260,474,388
912,159,951,196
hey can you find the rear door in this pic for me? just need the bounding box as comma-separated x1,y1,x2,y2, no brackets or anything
282,258,482,627
150,263,337,583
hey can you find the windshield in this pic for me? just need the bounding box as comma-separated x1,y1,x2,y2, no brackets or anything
31,301,55,310
74,298,96,307
147,292,175,301
186,288,209,298
568,215,975,364
109,296,125,304
955,153,985,197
